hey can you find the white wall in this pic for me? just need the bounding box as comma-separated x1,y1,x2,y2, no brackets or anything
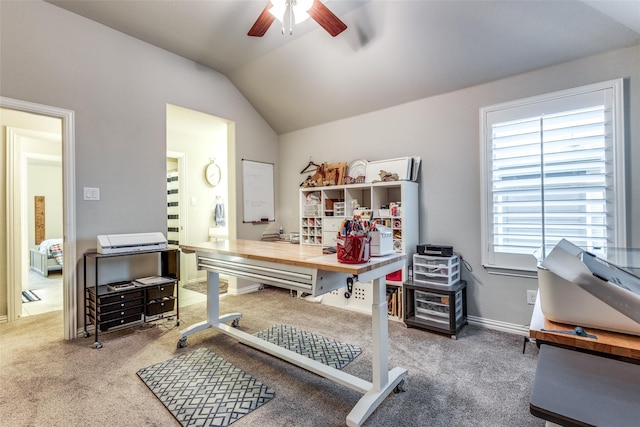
0,1,278,318
278,44,640,329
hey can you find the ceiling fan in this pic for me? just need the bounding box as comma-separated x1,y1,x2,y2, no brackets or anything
248,0,347,37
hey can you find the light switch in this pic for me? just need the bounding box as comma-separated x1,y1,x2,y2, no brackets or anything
84,187,100,201
191,196,197,206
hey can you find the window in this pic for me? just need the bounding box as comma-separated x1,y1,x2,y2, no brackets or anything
480,79,626,275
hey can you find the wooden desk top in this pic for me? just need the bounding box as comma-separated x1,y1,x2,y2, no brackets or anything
180,239,405,275
530,295,640,361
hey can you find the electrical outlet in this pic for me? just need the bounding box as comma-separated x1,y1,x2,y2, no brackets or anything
526,290,537,305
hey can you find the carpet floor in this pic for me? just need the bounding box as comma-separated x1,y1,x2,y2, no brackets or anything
0,286,543,427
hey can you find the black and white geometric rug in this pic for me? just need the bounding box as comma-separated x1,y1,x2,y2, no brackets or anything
22,290,41,303
137,347,274,427
254,324,362,370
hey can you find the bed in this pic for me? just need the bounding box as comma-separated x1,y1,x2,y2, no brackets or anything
29,238,63,277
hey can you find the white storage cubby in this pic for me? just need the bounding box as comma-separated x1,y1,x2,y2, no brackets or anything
413,254,460,286
300,181,419,321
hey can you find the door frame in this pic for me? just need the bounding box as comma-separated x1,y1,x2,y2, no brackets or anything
2,96,77,340
7,128,62,296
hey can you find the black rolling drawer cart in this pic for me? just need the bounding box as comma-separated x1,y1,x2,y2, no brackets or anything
83,247,180,348
404,253,467,339
404,280,467,339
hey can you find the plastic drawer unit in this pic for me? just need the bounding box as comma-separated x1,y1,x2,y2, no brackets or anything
404,280,467,339
413,254,460,286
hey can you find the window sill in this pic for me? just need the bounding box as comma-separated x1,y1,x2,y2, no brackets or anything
483,265,538,279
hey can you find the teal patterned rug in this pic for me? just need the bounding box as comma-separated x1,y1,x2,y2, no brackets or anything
254,324,362,370
137,347,274,426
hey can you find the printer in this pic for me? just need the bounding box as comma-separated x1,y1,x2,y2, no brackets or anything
97,232,168,254
538,239,640,336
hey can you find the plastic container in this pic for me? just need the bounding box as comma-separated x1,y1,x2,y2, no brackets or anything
413,254,460,286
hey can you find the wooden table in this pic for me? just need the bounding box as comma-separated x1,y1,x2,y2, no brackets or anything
178,240,407,427
529,294,640,426
529,294,640,361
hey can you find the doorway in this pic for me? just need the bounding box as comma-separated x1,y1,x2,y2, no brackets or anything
166,104,236,299
22,147,64,318
1,97,77,340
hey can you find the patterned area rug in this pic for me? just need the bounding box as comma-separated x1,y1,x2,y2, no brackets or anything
137,347,274,427
183,279,228,295
22,290,41,303
254,324,362,370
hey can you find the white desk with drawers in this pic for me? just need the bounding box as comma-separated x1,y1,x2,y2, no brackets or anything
178,239,406,427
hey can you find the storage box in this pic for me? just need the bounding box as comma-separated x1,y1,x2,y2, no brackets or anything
386,270,402,281
414,289,464,325
365,157,413,182
146,282,175,300
145,296,175,316
337,235,370,264
371,226,393,256
413,254,460,286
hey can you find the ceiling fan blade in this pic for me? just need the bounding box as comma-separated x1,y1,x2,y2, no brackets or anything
308,0,347,37
248,1,276,37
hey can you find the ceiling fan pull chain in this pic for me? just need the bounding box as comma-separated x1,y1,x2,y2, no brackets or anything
289,0,293,35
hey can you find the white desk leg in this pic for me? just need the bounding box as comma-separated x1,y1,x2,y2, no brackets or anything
346,276,407,427
372,276,389,389
178,270,241,346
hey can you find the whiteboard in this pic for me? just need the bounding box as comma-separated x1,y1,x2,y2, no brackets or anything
242,159,275,223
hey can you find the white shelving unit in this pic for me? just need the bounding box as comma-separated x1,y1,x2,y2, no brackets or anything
299,181,419,319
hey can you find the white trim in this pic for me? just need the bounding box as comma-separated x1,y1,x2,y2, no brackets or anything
6,128,62,320
479,78,626,270
467,315,530,336
1,96,77,340
611,79,626,246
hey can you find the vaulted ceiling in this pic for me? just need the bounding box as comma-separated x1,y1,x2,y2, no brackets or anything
47,0,640,134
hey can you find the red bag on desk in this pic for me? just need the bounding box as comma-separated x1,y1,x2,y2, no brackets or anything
337,235,370,264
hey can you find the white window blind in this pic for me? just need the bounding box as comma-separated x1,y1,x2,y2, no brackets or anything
480,79,625,275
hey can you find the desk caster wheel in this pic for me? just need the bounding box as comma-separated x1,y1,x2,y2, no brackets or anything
177,337,187,349
83,331,90,338
94,342,103,349
394,379,406,394
232,319,240,328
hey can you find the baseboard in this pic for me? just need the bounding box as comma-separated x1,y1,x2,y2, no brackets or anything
467,315,530,335
226,283,263,296
0,315,7,323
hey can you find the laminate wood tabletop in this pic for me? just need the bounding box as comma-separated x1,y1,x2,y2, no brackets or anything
530,294,640,361
179,239,405,275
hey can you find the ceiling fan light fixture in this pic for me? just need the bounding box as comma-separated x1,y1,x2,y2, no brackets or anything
269,0,313,24
268,1,287,22
293,0,314,24
248,0,346,37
